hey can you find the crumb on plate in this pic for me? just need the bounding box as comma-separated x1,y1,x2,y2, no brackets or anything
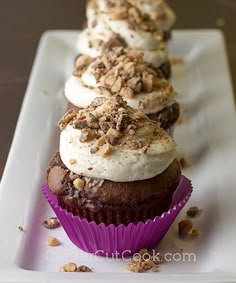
42,217,60,229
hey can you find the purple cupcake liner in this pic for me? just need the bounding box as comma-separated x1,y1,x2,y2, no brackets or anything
42,175,192,257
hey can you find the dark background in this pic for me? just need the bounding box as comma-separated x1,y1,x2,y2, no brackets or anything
0,0,235,178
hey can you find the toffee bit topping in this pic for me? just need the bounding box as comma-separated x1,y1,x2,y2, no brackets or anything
59,109,77,131
90,97,107,107
42,217,60,229
73,55,93,76
128,0,168,21
97,143,112,157
102,34,127,50
105,0,163,35
116,114,133,132
75,47,171,98
69,159,77,165
59,95,169,158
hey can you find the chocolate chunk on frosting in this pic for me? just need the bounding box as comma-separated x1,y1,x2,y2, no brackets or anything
59,95,176,182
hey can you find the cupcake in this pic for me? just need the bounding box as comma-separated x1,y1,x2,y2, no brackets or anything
127,0,176,41
65,47,179,133
78,0,171,78
43,96,192,256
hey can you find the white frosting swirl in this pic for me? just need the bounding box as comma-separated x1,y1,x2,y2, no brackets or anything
60,101,176,182
78,28,168,68
65,75,176,114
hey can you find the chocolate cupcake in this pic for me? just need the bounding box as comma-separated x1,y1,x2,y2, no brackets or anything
127,0,176,41
47,95,180,225
65,48,179,133
78,0,171,78
43,96,192,255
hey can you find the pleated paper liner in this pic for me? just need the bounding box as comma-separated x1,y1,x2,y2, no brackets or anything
42,175,192,257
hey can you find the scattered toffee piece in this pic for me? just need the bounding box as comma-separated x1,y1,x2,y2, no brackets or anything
178,219,193,237
42,217,60,229
186,206,199,218
59,262,77,272
59,262,92,272
18,226,24,232
191,228,199,238
47,236,60,246
77,265,93,272
125,249,162,273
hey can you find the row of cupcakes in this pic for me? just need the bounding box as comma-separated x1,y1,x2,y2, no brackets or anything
78,0,175,78
42,0,192,257
66,0,180,134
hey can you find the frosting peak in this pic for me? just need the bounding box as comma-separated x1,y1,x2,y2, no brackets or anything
59,96,176,182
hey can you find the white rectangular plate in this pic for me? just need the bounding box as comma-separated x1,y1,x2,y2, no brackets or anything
0,30,236,283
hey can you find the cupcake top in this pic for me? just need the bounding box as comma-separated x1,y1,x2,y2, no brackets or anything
65,47,176,115
59,95,176,182
78,0,168,68
127,0,176,32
